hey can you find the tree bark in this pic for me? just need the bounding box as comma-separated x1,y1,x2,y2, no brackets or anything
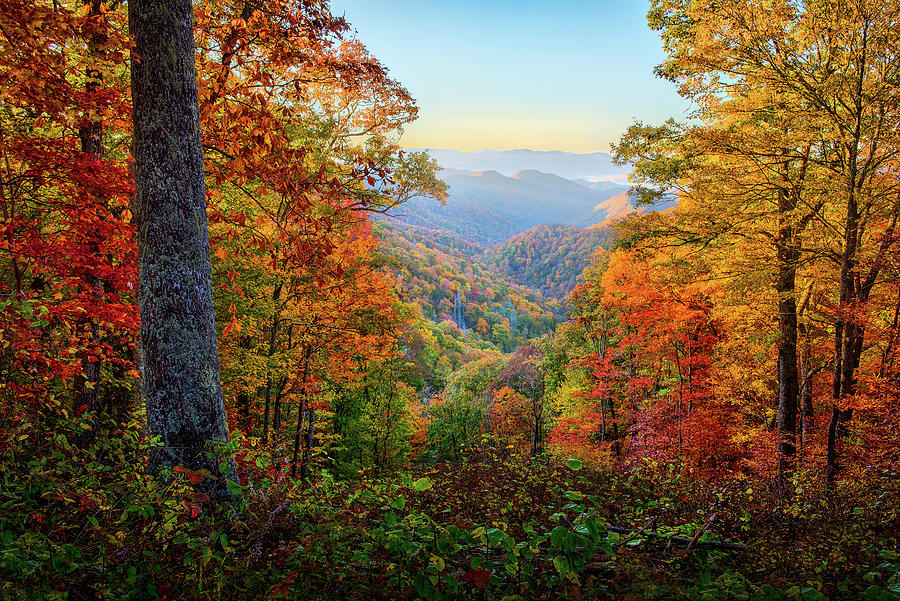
290,345,312,479
300,407,316,480
262,284,283,445
827,23,867,485
798,330,813,450
775,187,800,494
73,0,107,434
129,0,233,494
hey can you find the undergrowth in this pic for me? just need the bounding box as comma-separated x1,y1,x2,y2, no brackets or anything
0,411,897,600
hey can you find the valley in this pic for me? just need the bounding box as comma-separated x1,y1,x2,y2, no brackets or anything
376,148,645,360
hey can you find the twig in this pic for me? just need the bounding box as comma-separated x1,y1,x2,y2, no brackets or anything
685,512,717,553
615,516,658,548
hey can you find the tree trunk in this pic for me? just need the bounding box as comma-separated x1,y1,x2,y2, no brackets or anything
879,286,900,378
775,187,800,494
290,345,312,479
237,391,250,430
826,38,867,484
73,0,106,434
827,201,898,482
599,388,606,443
273,382,283,433
291,401,305,480
129,0,233,495
261,284,282,445
798,330,813,451
300,408,316,480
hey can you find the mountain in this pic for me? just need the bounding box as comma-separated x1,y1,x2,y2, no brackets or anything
574,179,631,193
385,193,521,248
442,169,619,228
386,169,630,247
482,224,614,300
412,148,631,181
571,191,636,227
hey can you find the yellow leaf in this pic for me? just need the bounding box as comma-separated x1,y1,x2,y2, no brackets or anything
430,554,445,572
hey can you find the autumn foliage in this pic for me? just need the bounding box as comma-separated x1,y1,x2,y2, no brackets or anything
1,1,898,600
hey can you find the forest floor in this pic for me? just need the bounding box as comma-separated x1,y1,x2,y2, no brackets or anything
1,414,898,600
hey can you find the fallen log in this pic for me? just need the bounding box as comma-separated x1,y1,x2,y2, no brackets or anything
605,523,749,552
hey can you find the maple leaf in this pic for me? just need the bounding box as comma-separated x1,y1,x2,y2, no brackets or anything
463,568,492,590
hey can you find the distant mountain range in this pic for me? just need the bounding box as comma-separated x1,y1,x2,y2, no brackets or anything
388,166,633,247
410,148,630,181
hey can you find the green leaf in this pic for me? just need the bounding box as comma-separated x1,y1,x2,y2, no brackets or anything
412,477,433,492
553,555,570,576
566,458,583,471
550,526,567,547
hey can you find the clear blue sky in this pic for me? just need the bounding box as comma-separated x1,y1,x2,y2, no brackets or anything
329,0,690,153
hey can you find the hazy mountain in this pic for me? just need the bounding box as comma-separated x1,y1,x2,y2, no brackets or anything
413,148,630,181
387,169,629,246
382,149,676,251
574,179,631,194
571,191,637,227
384,193,522,248
443,169,615,226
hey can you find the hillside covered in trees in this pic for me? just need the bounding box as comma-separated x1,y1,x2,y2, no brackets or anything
378,222,559,353
1,1,899,601
483,223,614,299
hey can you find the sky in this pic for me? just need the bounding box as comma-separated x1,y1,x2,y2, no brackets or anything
329,0,691,153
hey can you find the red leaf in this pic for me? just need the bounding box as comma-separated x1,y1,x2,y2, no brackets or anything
463,568,492,590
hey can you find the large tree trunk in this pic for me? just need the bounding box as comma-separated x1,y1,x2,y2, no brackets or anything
827,198,898,482
798,330,813,451
129,0,233,495
827,149,860,485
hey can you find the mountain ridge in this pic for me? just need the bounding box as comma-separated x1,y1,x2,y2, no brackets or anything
386,167,631,247
410,148,631,181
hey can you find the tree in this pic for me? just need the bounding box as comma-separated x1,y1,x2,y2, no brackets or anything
129,0,232,492
498,344,546,456
0,0,136,430
618,0,900,488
